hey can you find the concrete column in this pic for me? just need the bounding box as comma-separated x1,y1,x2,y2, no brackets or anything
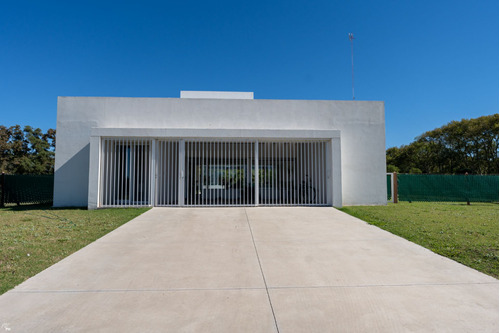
331,137,342,208
325,140,332,205
87,136,101,209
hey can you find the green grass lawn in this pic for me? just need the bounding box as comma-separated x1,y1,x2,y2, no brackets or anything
0,205,150,294
340,202,499,278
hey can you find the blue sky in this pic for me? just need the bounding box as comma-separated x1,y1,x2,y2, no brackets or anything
1,0,498,148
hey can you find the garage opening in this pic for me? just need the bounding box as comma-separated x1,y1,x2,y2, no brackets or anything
99,138,329,207
184,141,255,206
258,141,328,206
184,140,328,206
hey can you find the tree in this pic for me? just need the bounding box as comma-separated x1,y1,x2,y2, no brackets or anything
386,164,399,173
0,125,56,174
387,114,498,174
0,126,13,173
24,126,54,174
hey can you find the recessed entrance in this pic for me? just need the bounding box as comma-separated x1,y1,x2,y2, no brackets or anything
184,141,255,206
99,138,330,207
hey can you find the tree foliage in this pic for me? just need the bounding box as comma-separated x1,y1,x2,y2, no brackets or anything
387,114,499,174
0,125,56,174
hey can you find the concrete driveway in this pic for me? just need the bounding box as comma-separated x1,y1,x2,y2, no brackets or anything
0,207,497,332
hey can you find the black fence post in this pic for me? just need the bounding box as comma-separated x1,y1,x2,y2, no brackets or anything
1,173,4,208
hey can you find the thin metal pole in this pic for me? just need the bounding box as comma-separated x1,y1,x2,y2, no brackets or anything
120,139,124,206
159,141,163,205
284,142,287,206
187,141,190,206
223,141,225,206
108,139,111,206
200,141,202,205
102,139,106,206
235,142,238,206
187,142,190,206
173,141,176,205
323,141,326,204
167,141,169,205
197,141,200,206
171,141,174,205
166,141,170,205
162,141,165,205
167,141,170,205
274,143,277,205
286,142,289,205
263,142,267,205
142,139,145,205
126,139,130,207
307,142,311,205
130,139,134,205
116,139,120,206
203,141,206,206
207,141,211,205
111,140,115,206
349,32,355,100
255,140,259,206
245,142,248,205
191,142,194,206
237,141,240,206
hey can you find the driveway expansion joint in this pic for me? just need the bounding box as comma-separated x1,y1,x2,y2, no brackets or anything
11,287,267,294
266,281,499,290
244,208,280,333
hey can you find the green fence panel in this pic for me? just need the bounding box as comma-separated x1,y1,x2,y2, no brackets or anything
2,175,54,205
398,174,499,202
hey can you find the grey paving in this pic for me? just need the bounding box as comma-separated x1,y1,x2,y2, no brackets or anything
0,207,497,332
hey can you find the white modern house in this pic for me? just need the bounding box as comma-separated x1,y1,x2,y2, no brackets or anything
53,91,386,209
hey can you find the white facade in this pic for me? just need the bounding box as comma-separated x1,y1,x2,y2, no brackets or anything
53,92,386,209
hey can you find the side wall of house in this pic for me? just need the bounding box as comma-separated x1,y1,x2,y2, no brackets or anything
54,97,386,207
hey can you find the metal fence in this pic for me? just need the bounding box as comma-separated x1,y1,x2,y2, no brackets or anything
184,140,255,207
0,174,54,206
175,139,328,207
388,174,498,203
100,138,153,207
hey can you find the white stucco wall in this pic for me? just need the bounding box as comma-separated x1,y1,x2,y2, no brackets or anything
54,96,386,207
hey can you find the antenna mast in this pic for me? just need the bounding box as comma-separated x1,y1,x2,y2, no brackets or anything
348,33,355,100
